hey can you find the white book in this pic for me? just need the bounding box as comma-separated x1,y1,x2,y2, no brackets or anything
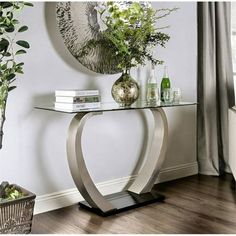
55,90,99,97
54,102,101,111
55,95,100,103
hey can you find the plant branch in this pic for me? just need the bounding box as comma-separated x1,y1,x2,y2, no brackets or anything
0,102,7,150
155,7,179,20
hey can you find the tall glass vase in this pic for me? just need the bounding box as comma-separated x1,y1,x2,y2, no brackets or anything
111,69,139,107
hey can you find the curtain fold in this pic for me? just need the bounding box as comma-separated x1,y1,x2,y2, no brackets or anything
197,2,235,175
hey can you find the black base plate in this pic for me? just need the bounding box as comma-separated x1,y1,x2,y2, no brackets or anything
79,190,165,216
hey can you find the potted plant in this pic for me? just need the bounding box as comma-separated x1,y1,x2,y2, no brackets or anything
0,181,35,234
79,2,177,106
0,2,35,234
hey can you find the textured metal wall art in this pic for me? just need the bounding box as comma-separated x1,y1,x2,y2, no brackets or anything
56,2,121,74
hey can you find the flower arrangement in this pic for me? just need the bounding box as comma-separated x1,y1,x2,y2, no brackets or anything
79,2,177,72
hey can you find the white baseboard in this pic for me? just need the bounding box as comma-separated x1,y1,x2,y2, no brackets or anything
34,162,198,215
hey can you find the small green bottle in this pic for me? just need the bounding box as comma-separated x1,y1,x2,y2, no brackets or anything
161,66,171,102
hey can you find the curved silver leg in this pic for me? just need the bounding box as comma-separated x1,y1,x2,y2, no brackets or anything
66,112,116,213
128,108,168,194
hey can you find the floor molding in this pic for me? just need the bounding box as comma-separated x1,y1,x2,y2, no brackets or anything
34,162,198,215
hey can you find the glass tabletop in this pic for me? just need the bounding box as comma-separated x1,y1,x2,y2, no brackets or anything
35,101,197,114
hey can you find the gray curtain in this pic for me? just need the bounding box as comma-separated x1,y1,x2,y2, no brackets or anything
197,2,235,175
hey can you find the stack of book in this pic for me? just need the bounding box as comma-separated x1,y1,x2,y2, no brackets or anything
54,89,101,111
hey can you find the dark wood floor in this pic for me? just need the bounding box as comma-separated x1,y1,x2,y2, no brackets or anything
32,174,236,234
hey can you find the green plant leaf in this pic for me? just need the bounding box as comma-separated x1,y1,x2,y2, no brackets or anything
6,73,15,81
18,25,28,32
13,4,20,10
0,38,9,52
8,86,16,92
24,2,34,7
0,23,8,29
16,40,30,49
16,62,24,66
7,12,13,20
12,19,19,24
3,52,11,57
15,69,23,74
5,24,15,33
15,49,27,55
1,64,7,70
0,2,13,9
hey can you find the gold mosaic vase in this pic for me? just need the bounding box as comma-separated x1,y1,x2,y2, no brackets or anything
111,71,139,107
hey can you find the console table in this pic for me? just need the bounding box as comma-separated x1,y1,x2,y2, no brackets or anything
36,101,196,216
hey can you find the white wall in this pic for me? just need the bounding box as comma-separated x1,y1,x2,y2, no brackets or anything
0,2,197,203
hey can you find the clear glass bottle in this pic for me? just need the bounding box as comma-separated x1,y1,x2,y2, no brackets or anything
146,63,159,104
161,66,171,102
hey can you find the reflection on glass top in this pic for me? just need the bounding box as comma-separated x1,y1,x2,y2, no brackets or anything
35,101,197,114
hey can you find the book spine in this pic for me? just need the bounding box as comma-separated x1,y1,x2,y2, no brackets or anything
55,90,99,97
72,102,101,109
54,102,101,110
55,96,100,103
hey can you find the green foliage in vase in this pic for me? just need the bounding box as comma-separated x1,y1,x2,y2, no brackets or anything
79,2,177,71
0,2,33,109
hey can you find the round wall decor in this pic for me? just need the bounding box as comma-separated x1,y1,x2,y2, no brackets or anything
56,2,121,74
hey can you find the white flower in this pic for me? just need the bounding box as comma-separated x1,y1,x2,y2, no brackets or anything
131,58,137,65
124,40,129,46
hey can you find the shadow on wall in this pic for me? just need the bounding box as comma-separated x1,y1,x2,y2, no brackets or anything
44,2,105,96
162,106,196,168
35,111,60,193
33,93,54,107
44,2,100,77
32,94,71,193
